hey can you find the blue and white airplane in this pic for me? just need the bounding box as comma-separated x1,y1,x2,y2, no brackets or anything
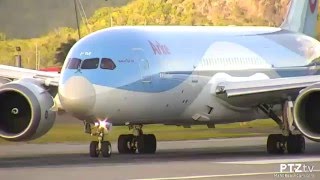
0,0,320,157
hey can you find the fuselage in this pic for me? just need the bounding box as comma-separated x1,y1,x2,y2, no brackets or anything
58,26,320,125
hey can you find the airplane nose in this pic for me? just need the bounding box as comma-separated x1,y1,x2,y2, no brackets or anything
59,76,96,114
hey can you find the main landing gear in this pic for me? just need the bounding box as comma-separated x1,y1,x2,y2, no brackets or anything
259,101,305,155
117,125,157,154
84,120,112,158
266,134,305,154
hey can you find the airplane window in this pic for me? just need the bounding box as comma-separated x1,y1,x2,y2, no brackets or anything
81,58,100,69
100,58,116,70
67,58,82,69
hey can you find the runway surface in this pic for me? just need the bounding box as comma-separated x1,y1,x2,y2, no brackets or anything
0,137,320,180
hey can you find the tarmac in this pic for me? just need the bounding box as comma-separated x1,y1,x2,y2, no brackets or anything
0,137,319,180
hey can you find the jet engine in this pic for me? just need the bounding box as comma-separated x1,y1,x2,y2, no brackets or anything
0,78,56,141
294,83,320,142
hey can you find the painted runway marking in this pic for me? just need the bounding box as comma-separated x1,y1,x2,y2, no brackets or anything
131,170,320,180
217,157,320,165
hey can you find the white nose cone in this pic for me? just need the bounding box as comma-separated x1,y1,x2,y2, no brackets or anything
59,76,96,114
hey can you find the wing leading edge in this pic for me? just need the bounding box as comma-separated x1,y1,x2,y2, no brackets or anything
215,75,320,107
0,65,60,86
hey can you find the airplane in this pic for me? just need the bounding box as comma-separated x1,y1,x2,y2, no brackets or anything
0,0,320,158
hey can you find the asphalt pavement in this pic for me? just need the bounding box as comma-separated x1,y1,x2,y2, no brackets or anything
0,137,319,180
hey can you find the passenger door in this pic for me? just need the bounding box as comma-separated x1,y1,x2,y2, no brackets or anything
132,48,151,83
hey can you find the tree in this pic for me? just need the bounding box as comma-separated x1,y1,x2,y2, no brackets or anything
0,32,6,41
55,38,77,64
1,0,320,69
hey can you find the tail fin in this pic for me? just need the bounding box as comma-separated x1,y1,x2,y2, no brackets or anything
281,0,318,37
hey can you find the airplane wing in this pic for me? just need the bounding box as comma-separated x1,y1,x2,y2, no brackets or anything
214,75,320,107
0,65,60,86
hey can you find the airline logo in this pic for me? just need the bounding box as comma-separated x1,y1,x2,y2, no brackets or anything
148,41,171,55
309,0,317,13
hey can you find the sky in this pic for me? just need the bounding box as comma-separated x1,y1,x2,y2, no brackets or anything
0,0,130,39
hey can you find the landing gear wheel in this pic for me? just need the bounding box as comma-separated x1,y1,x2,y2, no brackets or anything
137,135,146,154
137,134,157,154
101,141,112,157
118,134,130,154
127,135,137,153
118,134,136,154
267,134,285,154
144,134,157,154
118,125,157,155
287,135,305,154
89,141,99,157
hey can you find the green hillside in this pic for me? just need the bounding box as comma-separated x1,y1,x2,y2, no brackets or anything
1,0,318,69
0,0,130,39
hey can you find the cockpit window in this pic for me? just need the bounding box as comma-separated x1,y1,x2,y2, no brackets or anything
81,58,100,69
100,58,116,70
67,58,81,69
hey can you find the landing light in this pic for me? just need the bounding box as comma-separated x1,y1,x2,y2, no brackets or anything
95,118,112,131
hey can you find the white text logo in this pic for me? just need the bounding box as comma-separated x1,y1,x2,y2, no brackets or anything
280,164,315,173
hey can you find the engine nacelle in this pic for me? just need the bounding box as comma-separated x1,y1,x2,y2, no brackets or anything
294,83,320,142
0,78,56,141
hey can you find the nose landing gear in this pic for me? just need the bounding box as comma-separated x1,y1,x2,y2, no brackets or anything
85,121,112,158
117,125,157,154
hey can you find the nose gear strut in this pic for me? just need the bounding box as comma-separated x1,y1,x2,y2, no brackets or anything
84,120,112,158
